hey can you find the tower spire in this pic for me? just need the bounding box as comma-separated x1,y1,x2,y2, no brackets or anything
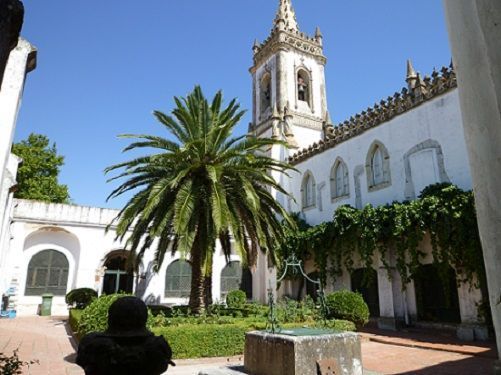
274,0,299,32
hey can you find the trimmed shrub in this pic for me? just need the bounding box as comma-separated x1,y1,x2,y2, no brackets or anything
77,294,132,337
325,290,370,327
69,308,83,334
65,288,98,309
153,319,355,359
226,290,247,309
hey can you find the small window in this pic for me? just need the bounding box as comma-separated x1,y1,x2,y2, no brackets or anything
301,172,316,209
165,260,192,298
297,70,310,103
331,159,349,199
260,74,271,114
25,250,69,296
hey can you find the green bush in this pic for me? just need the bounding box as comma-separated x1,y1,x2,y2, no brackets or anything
325,290,370,327
65,288,98,309
77,294,135,337
226,290,247,309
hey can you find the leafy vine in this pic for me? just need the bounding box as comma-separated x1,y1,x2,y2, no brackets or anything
278,184,486,294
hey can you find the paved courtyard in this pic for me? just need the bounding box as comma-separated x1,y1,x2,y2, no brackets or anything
0,317,496,374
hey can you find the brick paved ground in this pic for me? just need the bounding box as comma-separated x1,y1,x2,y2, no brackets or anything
0,317,497,374
0,316,81,375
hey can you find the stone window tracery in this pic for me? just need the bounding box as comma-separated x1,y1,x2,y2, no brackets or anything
25,249,69,296
165,259,192,298
372,147,384,185
301,171,316,209
331,159,349,199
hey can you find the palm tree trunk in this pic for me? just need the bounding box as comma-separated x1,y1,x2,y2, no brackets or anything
189,243,205,314
204,273,213,307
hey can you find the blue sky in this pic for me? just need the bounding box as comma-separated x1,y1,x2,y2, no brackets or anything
16,1,451,209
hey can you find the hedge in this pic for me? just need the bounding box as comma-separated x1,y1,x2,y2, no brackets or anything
152,319,355,359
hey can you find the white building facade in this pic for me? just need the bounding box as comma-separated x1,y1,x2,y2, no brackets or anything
0,0,487,339
248,0,485,338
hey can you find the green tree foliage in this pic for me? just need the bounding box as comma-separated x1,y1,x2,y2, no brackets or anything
11,133,70,203
106,86,296,313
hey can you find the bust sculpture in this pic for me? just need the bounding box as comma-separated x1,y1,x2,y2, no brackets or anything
76,296,175,375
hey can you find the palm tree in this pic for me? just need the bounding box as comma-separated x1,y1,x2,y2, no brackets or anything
106,86,296,313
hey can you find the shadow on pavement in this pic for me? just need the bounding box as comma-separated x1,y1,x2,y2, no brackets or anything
395,355,495,375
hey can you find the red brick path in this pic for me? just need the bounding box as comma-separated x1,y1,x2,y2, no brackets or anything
0,317,497,374
0,316,82,375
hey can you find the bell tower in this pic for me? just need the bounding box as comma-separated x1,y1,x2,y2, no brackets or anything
249,0,328,151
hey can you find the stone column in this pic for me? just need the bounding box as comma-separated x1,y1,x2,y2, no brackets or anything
377,264,397,330
443,0,501,364
0,38,36,207
275,50,288,112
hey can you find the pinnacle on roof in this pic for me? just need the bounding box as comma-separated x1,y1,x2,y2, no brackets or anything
406,59,417,81
315,26,323,38
274,0,299,32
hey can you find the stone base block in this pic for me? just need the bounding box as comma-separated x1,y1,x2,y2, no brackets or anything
377,317,399,331
456,324,489,341
244,331,362,375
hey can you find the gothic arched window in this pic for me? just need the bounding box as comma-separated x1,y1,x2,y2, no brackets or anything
25,250,69,296
331,159,349,199
165,260,192,298
260,73,271,114
301,171,316,209
297,70,310,103
366,141,391,190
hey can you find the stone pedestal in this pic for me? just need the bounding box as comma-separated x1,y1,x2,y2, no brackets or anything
244,331,362,375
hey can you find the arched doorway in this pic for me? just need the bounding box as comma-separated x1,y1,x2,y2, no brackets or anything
102,252,134,295
414,264,460,323
351,268,380,317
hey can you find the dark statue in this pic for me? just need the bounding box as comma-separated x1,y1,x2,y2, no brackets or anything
0,0,24,85
76,296,175,375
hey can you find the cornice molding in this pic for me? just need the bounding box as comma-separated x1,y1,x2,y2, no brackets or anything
251,29,326,73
